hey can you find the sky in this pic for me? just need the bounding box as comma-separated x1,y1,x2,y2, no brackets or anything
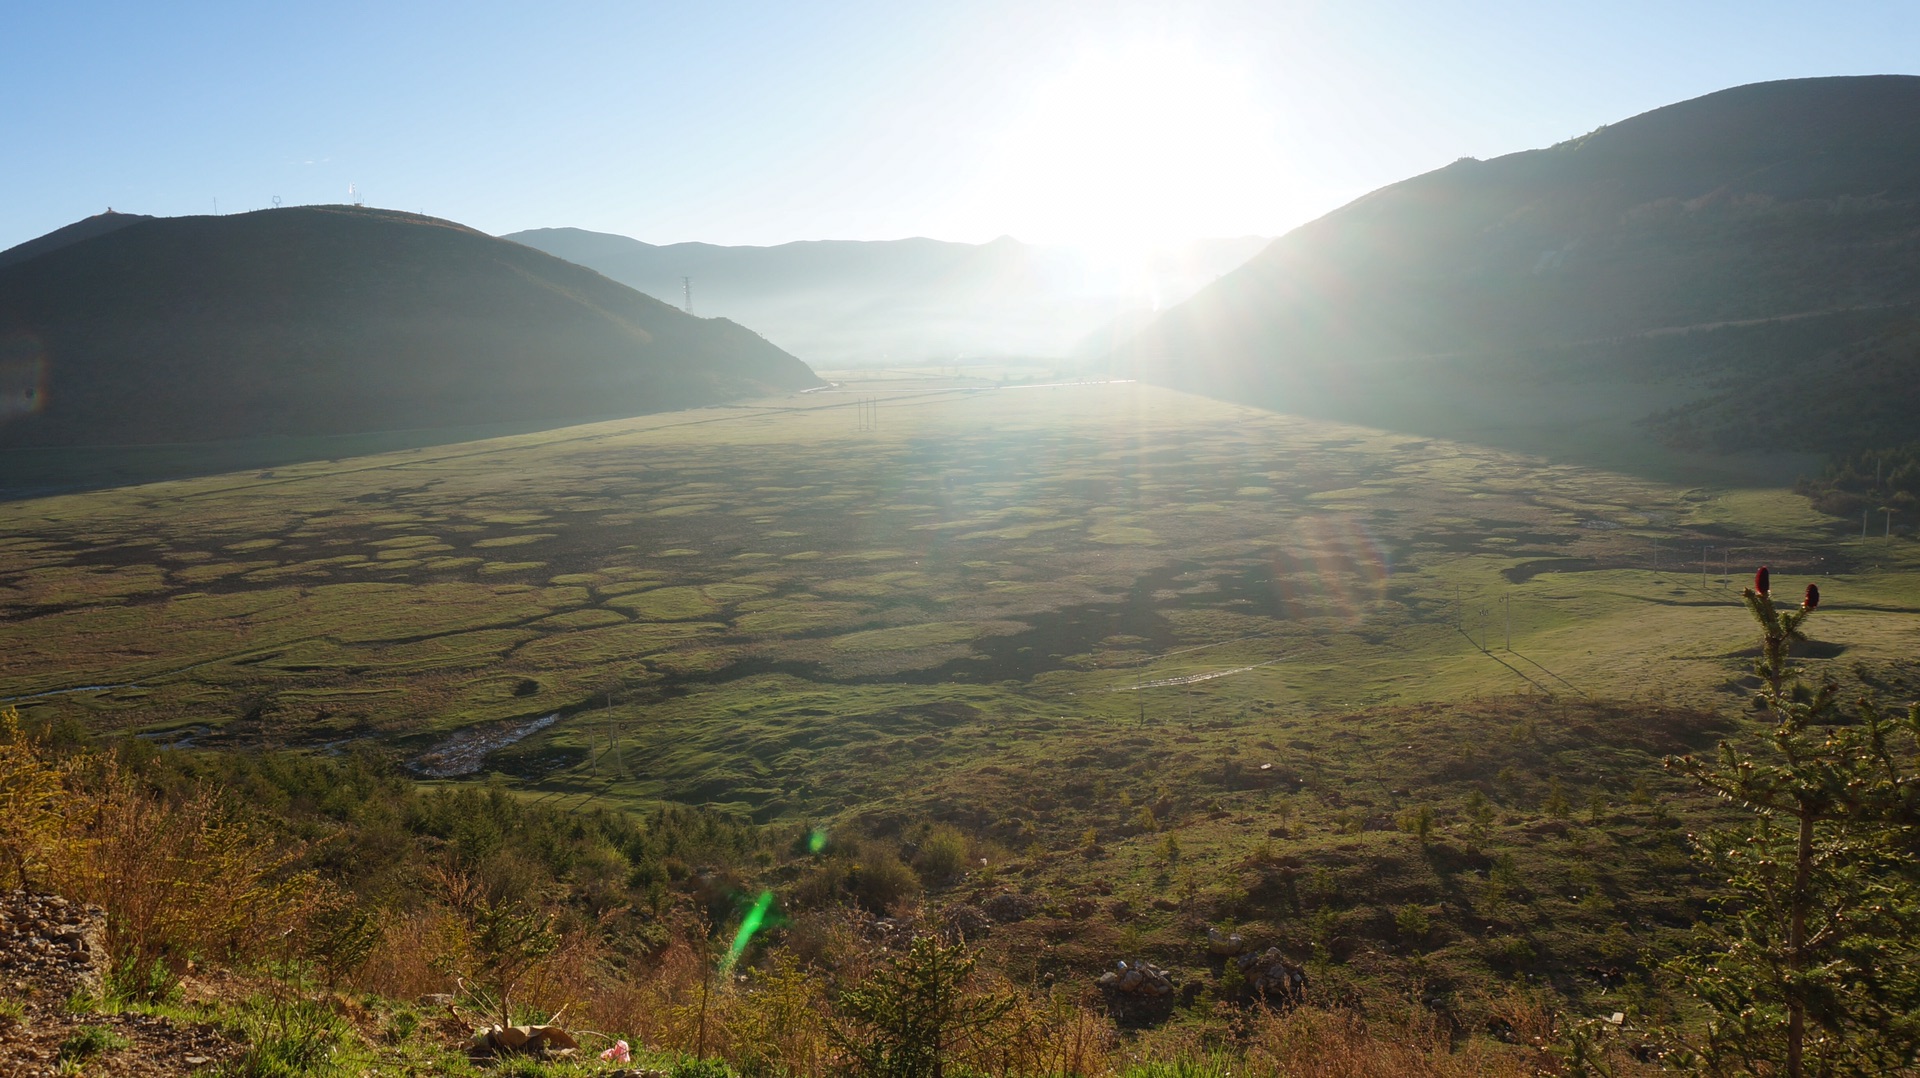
3,1,1918,254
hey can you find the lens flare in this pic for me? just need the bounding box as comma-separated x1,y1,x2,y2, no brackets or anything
0,333,49,424
808,827,828,854
1261,514,1392,626
721,890,775,975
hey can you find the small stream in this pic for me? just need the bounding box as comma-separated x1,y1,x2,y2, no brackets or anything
407,713,560,778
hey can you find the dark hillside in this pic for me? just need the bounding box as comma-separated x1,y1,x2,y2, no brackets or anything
1117,76,1920,469
0,209,151,271
0,206,821,448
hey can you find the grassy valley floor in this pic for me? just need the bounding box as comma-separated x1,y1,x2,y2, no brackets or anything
3,375,1916,1071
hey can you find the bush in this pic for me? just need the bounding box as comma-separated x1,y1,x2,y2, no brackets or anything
913,825,969,886
0,706,75,890
849,847,920,914
830,936,1013,1078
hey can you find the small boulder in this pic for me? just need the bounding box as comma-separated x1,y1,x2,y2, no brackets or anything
1234,947,1308,1002
1206,927,1247,956
471,1023,580,1057
1097,959,1178,1027
941,904,991,941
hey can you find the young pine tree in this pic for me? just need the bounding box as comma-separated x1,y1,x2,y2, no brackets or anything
830,935,1014,1078
1663,571,1920,1077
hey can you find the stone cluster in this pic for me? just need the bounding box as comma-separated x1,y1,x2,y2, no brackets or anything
1096,959,1178,1026
0,890,108,1004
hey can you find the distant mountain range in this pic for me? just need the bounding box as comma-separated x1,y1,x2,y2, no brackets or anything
503,228,1269,365
0,206,821,449
1115,75,1920,471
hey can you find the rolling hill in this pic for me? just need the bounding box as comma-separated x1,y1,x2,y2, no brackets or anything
504,228,1269,365
0,206,822,450
1114,75,1920,474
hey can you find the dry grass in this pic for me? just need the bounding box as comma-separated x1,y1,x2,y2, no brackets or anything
0,709,327,972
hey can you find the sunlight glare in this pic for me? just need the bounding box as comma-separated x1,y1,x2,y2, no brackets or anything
968,40,1287,260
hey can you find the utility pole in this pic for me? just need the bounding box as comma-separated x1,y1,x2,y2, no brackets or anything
1887,508,1895,541
1864,509,1870,540
1504,593,1512,651
682,277,692,315
1702,545,1709,590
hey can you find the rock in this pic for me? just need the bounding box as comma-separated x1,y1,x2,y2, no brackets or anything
1097,959,1178,1027
1234,947,1308,1002
940,904,991,941
980,892,1041,923
473,1023,580,1056
1206,927,1246,956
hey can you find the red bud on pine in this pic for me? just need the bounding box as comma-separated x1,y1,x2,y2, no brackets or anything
1755,566,1770,596
1804,584,1819,611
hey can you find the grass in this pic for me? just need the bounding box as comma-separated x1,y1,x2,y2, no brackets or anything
57,1023,131,1064
2,378,1903,779
2,374,1912,1059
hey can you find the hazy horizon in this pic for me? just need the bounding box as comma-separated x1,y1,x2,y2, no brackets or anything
6,1,1920,256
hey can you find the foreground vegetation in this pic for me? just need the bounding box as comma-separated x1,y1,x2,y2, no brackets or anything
4,377,1918,1073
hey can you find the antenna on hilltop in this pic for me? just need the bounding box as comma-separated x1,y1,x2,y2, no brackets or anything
682,276,692,315
272,195,282,209
349,182,362,207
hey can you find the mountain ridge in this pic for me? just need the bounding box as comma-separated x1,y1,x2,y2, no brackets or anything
0,205,823,451
1116,75,1920,470
506,227,1271,364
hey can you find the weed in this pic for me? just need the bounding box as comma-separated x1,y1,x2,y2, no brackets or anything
1121,1056,1235,1078
107,953,183,1006
670,1058,735,1078
224,995,344,1078
57,1024,130,1065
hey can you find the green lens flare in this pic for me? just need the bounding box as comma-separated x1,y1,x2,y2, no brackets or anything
808,827,828,854
722,890,775,974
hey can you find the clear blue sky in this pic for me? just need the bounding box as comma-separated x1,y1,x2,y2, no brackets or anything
4,1,1916,252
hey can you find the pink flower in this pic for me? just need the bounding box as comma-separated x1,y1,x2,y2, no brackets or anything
601,1039,631,1063
1754,566,1770,596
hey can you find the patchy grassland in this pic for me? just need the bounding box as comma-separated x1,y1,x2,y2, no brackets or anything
4,376,1917,1033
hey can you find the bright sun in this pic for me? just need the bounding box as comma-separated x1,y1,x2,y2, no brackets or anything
970,40,1286,254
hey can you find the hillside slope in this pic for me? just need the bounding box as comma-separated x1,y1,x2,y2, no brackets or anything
1116,75,1920,469
0,206,822,448
506,227,1269,364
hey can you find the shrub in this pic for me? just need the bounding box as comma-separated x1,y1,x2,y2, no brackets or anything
54,766,326,970
913,825,969,886
849,847,920,914
830,935,1014,1078
0,706,75,890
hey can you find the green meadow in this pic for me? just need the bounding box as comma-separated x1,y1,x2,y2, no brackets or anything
4,377,1899,770
5,375,1915,1017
